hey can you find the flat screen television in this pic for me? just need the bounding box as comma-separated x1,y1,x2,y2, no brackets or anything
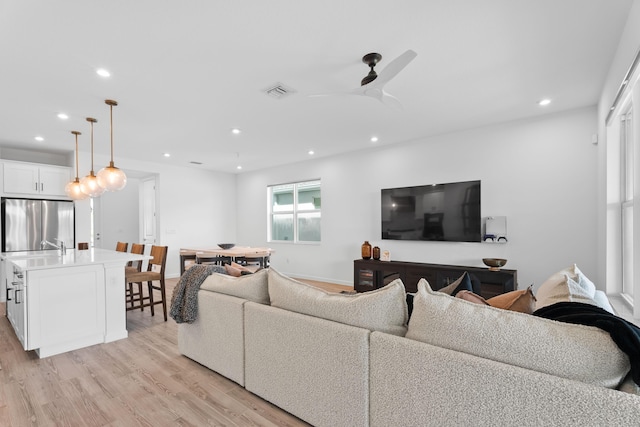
381,180,481,242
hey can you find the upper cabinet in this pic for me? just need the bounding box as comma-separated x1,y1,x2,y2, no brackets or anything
2,161,71,198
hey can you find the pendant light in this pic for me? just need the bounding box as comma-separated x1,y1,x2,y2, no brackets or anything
64,131,88,200
80,117,105,197
97,99,127,191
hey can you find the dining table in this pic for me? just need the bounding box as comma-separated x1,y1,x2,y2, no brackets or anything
179,246,274,274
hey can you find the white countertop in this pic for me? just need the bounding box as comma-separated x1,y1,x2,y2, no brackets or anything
3,248,152,271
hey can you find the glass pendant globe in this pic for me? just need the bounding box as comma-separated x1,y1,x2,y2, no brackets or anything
80,173,105,197
97,164,127,191
65,179,88,200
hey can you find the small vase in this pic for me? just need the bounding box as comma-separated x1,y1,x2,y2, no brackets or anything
361,241,372,259
373,246,380,260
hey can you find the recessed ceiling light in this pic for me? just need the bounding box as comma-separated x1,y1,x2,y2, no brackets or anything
538,99,551,106
96,68,111,78
231,128,241,135
237,165,242,170
370,136,379,143
163,153,171,157
34,136,44,142
308,150,314,155
57,113,69,120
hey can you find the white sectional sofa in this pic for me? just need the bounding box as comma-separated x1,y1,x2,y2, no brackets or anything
177,267,640,427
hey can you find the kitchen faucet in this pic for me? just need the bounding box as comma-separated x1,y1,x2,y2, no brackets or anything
41,239,66,255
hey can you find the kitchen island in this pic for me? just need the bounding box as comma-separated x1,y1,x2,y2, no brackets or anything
1,248,151,358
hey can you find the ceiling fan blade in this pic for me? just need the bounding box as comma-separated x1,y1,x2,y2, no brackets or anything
369,49,417,88
380,90,403,110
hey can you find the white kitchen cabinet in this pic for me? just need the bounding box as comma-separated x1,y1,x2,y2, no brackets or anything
3,161,70,197
6,263,27,349
4,248,150,358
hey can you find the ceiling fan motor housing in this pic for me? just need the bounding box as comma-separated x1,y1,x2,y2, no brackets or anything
361,52,382,86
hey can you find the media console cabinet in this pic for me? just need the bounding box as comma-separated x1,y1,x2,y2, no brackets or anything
354,259,517,298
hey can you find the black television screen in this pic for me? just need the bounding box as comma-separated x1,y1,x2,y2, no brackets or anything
381,180,481,242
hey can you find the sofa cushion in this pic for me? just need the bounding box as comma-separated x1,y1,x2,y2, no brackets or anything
268,268,408,336
406,280,630,388
486,287,537,314
437,271,473,296
200,268,269,304
535,264,598,310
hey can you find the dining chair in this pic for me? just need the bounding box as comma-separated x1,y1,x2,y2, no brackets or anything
196,254,232,266
237,251,270,268
180,250,197,276
125,245,168,321
125,243,146,309
115,241,128,252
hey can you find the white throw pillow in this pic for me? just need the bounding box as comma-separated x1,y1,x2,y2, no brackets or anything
200,268,269,304
268,268,408,336
535,264,598,310
592,290,615,314
406,279,629,388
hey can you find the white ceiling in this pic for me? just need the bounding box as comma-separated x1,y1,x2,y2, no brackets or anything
0,0,633,173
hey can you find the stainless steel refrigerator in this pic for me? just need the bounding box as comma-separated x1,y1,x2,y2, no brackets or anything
1,198,75,252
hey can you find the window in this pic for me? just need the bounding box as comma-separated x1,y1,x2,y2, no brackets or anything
268,180,321,243
621,109,634,303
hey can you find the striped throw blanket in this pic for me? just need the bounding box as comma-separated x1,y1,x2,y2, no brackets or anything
170,264,227,323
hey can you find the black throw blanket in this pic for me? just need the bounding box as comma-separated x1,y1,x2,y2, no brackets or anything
534,302,640,386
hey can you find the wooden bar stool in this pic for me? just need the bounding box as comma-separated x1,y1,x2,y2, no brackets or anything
125,245,168,321
116,241,128,252
125,243,146,309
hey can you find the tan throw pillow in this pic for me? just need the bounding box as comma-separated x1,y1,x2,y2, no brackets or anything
224,264,242,277
455,290,488,305
406,279,629,388
487,286,537,314
268,268,408,336
200,268,269,304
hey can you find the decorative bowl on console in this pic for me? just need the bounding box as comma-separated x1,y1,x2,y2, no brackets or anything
218,243,235,250
482,258,507,271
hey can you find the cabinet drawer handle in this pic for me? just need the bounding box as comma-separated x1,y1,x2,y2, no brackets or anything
6,287,13,301
15,289,21,304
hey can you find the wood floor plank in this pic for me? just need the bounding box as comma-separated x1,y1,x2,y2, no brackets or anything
0,276,333,426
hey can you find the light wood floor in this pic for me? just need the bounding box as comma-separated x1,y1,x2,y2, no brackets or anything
0,276,326,427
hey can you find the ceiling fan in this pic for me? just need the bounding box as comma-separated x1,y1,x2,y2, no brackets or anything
312,49,417,109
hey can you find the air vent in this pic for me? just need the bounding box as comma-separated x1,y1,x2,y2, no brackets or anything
264,82,296,99
189,161,203,165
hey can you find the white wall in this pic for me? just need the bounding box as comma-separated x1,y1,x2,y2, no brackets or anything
73,151,238,278
237,107,598,290
98,177,140,251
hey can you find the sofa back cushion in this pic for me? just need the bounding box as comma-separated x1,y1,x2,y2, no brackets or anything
406,280,629,388
268,268,408,336
200,268,269,304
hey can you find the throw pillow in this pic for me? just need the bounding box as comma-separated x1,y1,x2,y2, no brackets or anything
224,264,242,277
593,290,615,314
268,268,408,336
486,286,537,314
406,279,629,388
455,290,488,305
438,271,473,296
200,268,269,304
535,273,597,311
